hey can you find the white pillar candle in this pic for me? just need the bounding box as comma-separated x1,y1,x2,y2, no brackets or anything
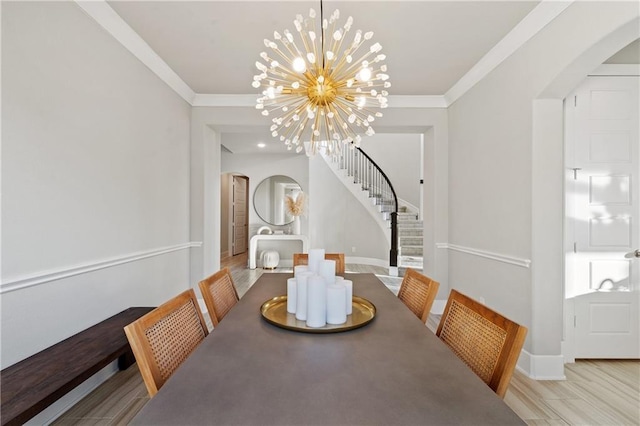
308,248,325,273
295,271,314,321
287,278,297,314
326,284,347,325
319,259,336,285
294,265,309,278
306,276,327,328
343,279,353,315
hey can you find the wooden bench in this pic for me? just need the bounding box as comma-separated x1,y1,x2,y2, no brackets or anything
0,307,154,426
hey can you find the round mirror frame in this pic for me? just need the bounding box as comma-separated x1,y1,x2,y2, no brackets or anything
253,175,302,226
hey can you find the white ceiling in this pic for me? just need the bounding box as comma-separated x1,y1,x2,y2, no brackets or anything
99,0,544,153
108,0,539,96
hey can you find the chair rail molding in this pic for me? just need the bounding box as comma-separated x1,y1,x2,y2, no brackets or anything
436,243,531,268
0,242,202,294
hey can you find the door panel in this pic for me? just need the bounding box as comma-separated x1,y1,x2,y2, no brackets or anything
233,176,248,255
575,292,639,358
568,76,639,358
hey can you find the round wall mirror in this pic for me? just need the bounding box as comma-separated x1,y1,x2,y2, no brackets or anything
253,175,302,226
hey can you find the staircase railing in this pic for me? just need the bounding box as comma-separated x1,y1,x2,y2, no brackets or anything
339,146,398,268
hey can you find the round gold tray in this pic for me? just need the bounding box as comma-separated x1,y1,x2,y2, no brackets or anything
260,295,376,333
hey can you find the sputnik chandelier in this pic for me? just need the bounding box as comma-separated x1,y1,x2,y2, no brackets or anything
252,1,390,155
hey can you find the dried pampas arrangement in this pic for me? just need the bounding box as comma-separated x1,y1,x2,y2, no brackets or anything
285,192,305,217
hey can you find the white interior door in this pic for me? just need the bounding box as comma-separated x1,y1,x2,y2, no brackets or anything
566,75,639,359
232,176,248,256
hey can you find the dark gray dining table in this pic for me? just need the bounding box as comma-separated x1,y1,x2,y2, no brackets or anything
131,273,524,425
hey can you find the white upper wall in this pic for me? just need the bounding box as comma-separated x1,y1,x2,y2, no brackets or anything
1,2,192,367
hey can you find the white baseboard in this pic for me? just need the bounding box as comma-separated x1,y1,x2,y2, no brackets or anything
197,297,208,315
431,299,446,315
516,350,566,380
24,361,119,425
345,257,389,269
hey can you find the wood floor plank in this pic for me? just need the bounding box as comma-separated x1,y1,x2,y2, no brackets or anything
565,360,638,389
504,378,564,421
541,398,630,426
108,397,149,425
567,380,640,425
507,369,582,401
524,419,570,425
584,360,640,392
51,365,146,423
51,418,111,426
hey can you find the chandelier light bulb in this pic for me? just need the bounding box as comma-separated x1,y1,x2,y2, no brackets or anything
252,6,390,156
292,57,306,73
358,67,372,82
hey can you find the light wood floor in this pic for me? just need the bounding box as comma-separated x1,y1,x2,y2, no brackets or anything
52,254,640,425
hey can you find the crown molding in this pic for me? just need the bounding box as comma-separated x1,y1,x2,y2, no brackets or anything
193,94,447,108
444,0,574,106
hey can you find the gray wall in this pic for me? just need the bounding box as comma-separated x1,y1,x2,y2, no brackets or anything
1,2,192,368
308,156,389,261
221,152,309,230
360,134,422,210
605,39,640,64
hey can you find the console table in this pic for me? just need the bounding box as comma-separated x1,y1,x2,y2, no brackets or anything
249,234,309,269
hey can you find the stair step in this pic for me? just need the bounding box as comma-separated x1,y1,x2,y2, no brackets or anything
398,229,423,238
397,256,424,277
398,218,419,223
397,222,423,229
397,266,422,277
400,246,423,256
399,236,423,246
398,212,418,222
399,255,424,265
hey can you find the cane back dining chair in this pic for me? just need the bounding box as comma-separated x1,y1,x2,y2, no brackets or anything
436,289,528,398
397,268,440,324
293,253,346,275
124,288,209,397
198,267,240,327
